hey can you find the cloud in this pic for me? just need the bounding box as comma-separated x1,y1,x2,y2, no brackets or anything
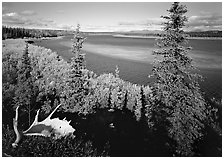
2,11,75,30
80,18,164,32
56,24,73,30
3,9,221,32
117,13,222,32
82,25,115,32
2,6,9,14
20,10,36,16
3,12,18,17
118,18,164,31
3,12,25,25
119,18,163,26
118,14,222,32
2,11,58,29
2,9,75,30
187,13,222,31
56,10,65,14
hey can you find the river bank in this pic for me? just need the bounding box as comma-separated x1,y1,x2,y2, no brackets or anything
112,34,222,40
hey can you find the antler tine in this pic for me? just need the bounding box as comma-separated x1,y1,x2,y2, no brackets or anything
12,106,21,148
46,104,62,120
15,106,19,121
23,109,41,134
34,109,40,123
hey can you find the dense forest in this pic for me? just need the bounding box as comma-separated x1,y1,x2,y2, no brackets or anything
2,2,222,157
2,26,72,39
187,30,222,38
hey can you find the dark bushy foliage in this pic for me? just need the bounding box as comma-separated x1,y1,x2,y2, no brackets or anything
2,126,107,157
192,97,222,157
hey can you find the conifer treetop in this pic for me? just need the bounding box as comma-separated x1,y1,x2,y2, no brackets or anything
72,24,85,58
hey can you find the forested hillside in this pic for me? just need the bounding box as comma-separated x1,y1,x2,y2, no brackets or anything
2,38,155,156
2,26,71,39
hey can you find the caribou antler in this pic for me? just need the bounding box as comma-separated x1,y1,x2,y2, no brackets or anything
12,104,75,148
12,106,21,148
23,104,61,135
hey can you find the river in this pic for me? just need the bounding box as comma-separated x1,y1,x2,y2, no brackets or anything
34,35,222,100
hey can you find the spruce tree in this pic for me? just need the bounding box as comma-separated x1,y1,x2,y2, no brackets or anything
115,65,120,78
14,42,34,126
66,24,88,112
151,2,206,156
140,86,146,122
71,24,86,71
123,90,128,110
107,89,112,108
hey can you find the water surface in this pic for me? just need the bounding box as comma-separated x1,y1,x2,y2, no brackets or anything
34,35,222,99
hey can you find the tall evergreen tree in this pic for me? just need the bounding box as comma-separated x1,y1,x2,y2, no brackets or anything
115,65,120,78
14,42,34,126
123,90,128,110
71,24,86,70
151,2,206,156
140,86,146,122
66,24,88,112
107,88,112,108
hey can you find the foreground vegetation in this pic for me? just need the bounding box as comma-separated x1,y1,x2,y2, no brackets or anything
2,2,221,157
2,38,153,156
2,126,105,157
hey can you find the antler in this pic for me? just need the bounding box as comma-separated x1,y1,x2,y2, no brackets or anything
12,106,21,148
23,104,62,134
12,104,75,148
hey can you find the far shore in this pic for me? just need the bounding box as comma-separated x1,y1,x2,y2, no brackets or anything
32,36,65,41
4,36,66,42
112,34,222,40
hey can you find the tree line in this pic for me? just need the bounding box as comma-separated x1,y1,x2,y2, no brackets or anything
188,30,222,38
2,26,65,39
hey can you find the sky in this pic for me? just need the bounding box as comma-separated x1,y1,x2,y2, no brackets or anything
2,2,222,32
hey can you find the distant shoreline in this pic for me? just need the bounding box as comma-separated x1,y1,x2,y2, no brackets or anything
188,36,222,40
113,34,158,39
33,36,65,41
112,34,222,40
